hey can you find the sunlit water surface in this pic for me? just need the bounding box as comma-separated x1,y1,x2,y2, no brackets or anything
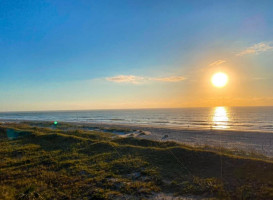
0,107,272,132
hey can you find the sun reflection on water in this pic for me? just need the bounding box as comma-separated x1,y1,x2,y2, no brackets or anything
212,107,229,129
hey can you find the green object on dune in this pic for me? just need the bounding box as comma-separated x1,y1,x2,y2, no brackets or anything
54,121,58,125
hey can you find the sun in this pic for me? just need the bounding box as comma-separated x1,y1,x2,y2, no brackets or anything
211,72,228,88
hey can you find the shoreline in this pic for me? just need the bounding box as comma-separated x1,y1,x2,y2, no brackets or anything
2,118,273,134
2,119,273,157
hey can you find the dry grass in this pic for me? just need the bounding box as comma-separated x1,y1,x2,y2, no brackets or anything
0,122,272,199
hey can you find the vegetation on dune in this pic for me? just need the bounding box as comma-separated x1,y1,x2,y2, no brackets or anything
0,123,272,199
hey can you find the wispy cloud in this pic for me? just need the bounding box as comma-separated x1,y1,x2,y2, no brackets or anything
237,42,273,56
252,77,267,80
209,60,226,66
106,75,186,84
150,76,186,82
106,75,144,84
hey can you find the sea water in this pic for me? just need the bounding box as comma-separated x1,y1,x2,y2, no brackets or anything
0,106,272,132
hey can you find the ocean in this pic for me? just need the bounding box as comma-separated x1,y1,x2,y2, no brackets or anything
0,106,272,132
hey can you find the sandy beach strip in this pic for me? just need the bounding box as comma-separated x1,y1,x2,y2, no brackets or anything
2,120,273,157
81,122,273,157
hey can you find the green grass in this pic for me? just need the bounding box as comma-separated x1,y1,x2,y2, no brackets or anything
0,123,272,199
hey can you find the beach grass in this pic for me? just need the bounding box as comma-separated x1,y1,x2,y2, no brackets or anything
0,123,272,199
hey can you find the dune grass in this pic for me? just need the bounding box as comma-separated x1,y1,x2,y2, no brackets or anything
0,123,272,199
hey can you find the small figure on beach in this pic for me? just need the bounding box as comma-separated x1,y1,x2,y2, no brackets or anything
161,135,168,140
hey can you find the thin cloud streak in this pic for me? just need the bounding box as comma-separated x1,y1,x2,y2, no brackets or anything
106,75,186,84
150,76,186,82
106,75,144,84
209,60,226,66
237,42,273,56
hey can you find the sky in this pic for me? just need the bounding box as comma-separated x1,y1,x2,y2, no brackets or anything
0,0,273,111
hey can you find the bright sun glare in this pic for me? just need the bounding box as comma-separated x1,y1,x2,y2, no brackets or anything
211,72,228,88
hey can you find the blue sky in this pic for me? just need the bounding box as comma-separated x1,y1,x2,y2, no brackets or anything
0,0,273,111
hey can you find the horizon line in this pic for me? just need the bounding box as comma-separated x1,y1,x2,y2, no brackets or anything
0,105,273,113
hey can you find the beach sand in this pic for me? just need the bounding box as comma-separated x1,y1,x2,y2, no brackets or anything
93,123,273,157
2,120,273,157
